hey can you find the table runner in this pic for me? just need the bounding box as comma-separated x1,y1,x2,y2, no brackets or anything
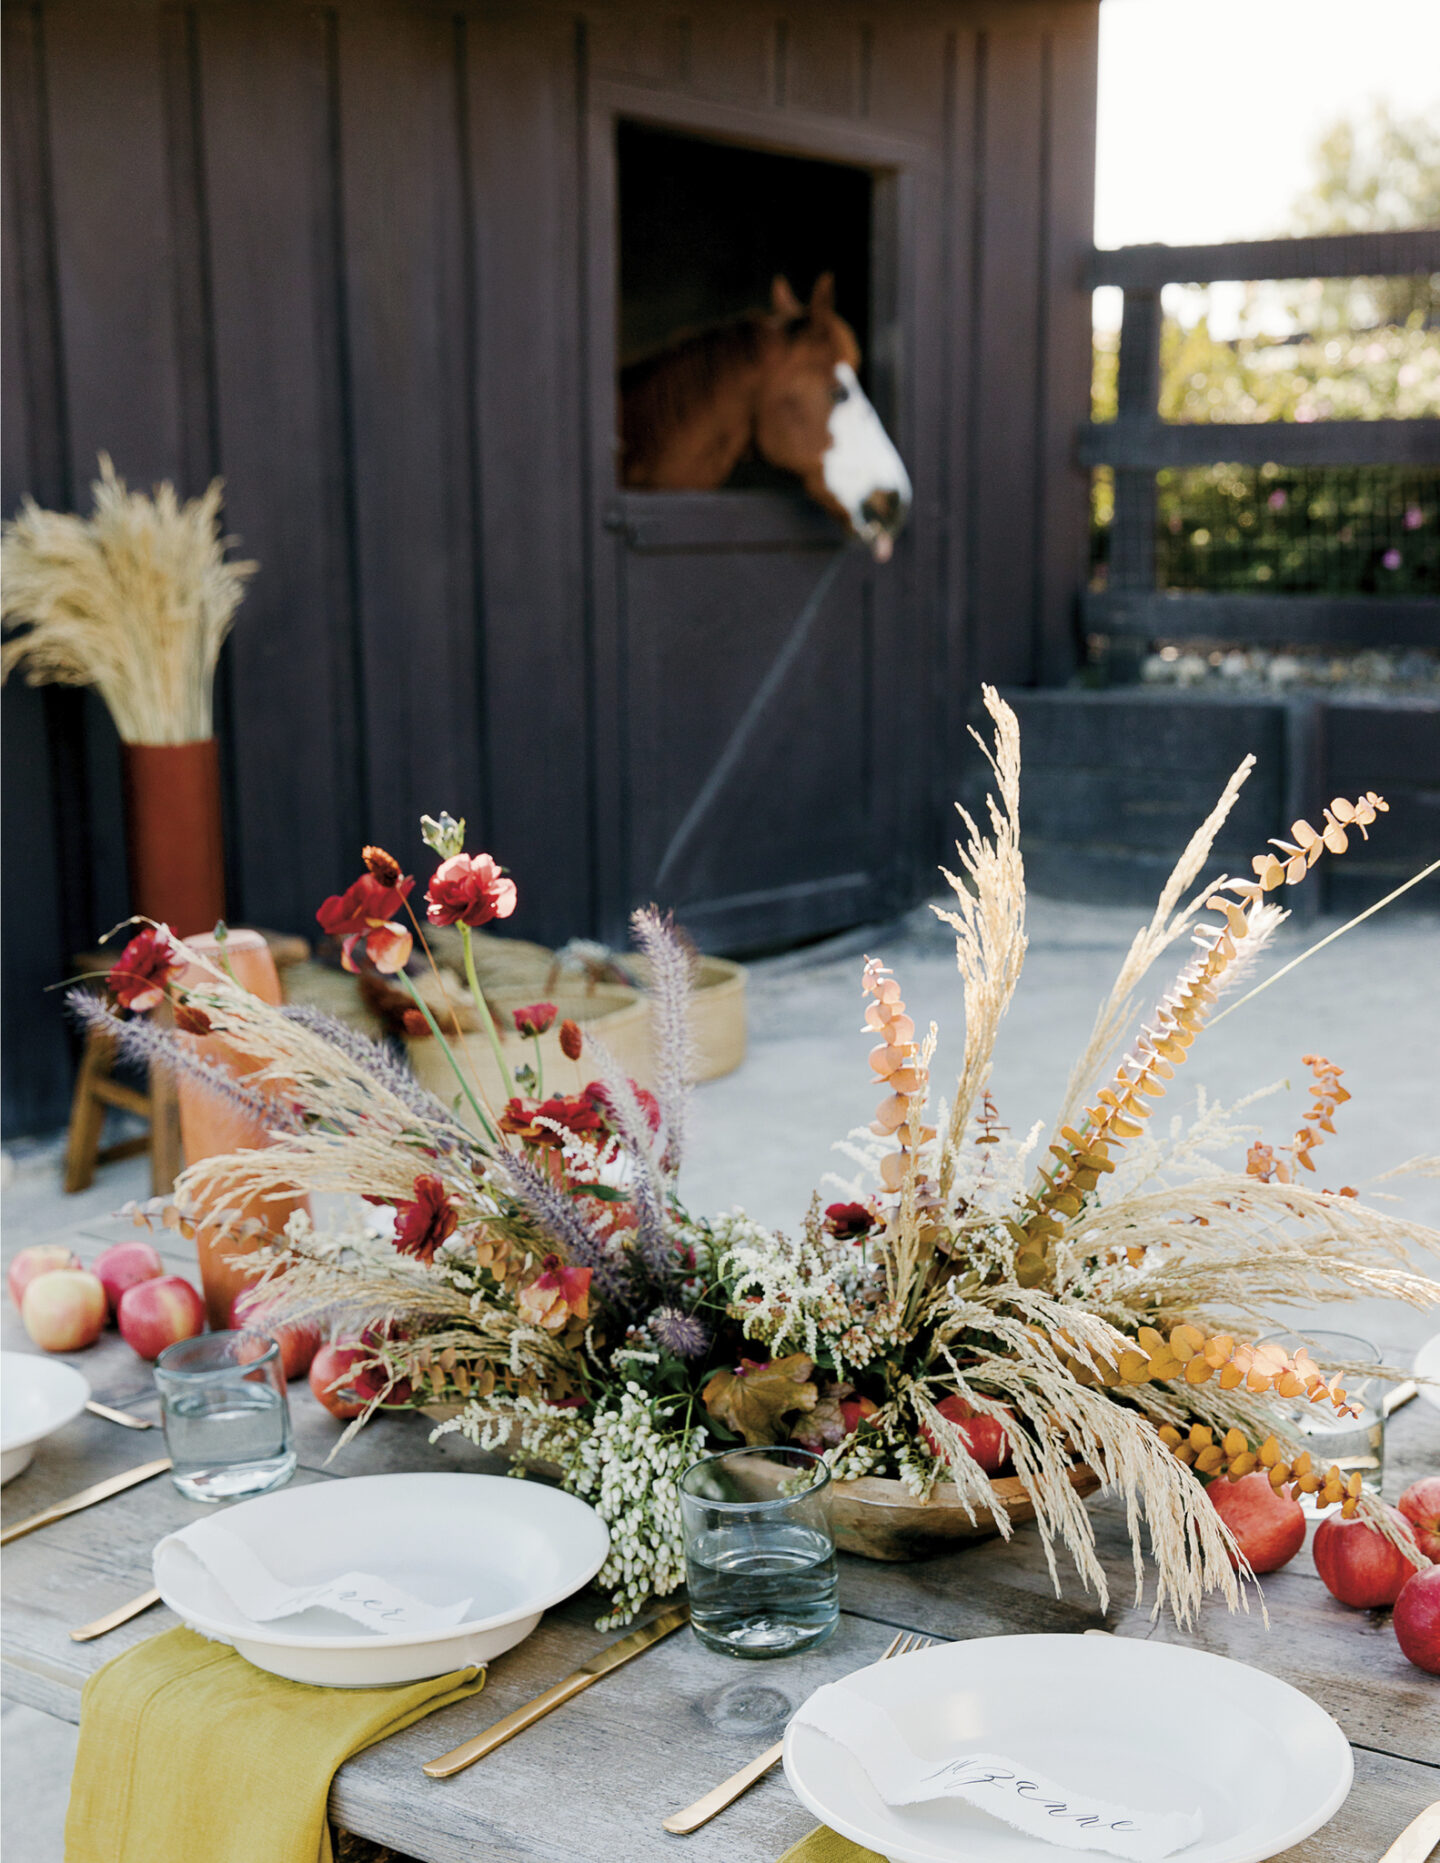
64,1626,485,1863
779,1831,886,1863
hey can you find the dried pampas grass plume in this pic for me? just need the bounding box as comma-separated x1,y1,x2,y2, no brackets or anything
1,455,255,743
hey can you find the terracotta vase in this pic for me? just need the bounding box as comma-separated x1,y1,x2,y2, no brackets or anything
173,929,308,1329
121,738,225,937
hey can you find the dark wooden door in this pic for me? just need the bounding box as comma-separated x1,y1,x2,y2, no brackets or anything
584,82,940,951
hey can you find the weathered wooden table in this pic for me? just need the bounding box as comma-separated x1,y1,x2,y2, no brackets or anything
4,1310,1437,1863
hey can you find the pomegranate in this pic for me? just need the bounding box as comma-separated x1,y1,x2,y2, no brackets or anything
1205,1471,1307,1574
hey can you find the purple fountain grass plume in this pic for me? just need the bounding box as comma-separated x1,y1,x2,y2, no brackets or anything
650,1307,710,1360
630,906,697,1174
279,1005,457,1127
491,1146,634,1310
66,989,306,1135
581,1027,676,1280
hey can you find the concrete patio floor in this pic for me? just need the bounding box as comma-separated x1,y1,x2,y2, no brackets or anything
4,892,1438,1859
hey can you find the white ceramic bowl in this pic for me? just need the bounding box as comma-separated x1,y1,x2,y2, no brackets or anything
1414,1333,1440,1412
784,1632,1352,1863
0,1352,90,1484
154,1471,610,1686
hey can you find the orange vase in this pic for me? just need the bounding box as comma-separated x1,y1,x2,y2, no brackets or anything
174,929,308,1329
121,738,226,936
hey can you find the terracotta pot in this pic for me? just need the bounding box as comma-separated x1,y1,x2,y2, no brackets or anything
830,1466,1102,1561
173,930,307,1329
121,738,226,937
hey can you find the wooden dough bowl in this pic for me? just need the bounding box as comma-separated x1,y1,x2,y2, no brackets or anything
829,1466,1102,1562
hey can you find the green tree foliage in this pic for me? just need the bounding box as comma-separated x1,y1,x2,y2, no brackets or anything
1092,104,1440,597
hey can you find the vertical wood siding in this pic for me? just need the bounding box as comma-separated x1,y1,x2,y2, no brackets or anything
1,0,1100,1135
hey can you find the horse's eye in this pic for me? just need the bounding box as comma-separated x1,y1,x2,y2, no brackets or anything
831,381,849,406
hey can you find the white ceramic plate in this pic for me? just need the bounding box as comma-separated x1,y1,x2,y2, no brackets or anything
783,1633,1352,1863
1414,1334,1440,1413
154,1471,609,1686
0,1352,90,1484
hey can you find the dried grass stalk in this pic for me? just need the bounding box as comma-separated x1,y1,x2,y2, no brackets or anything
1,455,254,743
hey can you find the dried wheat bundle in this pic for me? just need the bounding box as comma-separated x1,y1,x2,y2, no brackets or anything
1,455,254,742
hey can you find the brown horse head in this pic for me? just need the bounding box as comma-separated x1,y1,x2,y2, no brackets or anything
620,274,911,560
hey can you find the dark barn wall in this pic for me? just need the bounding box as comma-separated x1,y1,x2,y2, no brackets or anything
1,0,1100,1136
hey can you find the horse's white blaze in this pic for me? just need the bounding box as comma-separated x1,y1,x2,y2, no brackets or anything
822,363,912,560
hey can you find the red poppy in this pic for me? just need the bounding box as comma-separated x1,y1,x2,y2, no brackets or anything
824,1201,876,1241
110,926,180,1013
392,1173,458,1264
540,1092,609,1138
425,852,517,929
512,1001,559,1038
316,871,413,937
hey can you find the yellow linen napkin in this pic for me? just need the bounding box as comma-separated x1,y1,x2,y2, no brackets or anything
778,1829,886,1863
65,1626,485,1863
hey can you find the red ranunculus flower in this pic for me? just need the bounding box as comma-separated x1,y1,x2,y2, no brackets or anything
584,1079,662,1135
110,926,180,1013
538,1092,608,1138
512,1001,558,1038
392,1173,458,1264
316,871,413,937
824,1201,876,1241
425,852,517,929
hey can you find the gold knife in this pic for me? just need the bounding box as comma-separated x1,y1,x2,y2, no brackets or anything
1379,1800,1440,1863
422,1602,689,1778
86,1399,157,1430
0,1457,172,1546
71,1587,164,1642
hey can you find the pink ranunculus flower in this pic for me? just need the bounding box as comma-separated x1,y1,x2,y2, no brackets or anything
512,1001,558,1038
425,852,517,929
517,1255,591,1331
109,926,180,1012
342,921,413,975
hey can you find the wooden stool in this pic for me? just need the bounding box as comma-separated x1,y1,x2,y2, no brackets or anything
62,929,310,1197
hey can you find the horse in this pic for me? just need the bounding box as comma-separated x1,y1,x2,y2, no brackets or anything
619,274,912,562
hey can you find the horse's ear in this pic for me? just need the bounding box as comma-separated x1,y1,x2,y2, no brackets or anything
809,273,836,318
771,275,803,318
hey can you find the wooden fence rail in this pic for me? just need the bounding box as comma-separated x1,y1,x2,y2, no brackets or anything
1082,227,1440,659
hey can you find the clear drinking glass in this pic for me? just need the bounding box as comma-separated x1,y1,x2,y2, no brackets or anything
1260,1329,1385,1502
679,1445,838,1659
156,1330,296,1502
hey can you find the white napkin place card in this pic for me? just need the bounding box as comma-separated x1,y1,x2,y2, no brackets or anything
155,1520,473,1637
795,1682,1204,1862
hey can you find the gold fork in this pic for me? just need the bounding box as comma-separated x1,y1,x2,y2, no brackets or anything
661,1629,935,1835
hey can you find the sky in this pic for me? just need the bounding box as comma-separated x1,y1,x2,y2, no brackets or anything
1093,0,1440,331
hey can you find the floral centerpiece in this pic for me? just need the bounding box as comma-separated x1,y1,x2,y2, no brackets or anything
83,691,1438,1628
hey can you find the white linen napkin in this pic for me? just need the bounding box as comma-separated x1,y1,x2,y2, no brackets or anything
154,1519,473,1636
795,1681,1204,1862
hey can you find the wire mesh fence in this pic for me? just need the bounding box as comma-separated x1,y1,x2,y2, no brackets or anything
1091,464,1440,596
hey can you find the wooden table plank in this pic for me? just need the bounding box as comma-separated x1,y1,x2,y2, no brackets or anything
4,1338,1437,1863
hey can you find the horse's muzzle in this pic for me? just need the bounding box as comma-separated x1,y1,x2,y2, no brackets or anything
861,487,909,561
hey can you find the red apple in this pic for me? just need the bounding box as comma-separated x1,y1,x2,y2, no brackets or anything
231,1293,321,1382
8,1244,81,1311
92,1240,165,1320
1397,1476,1440,1564
1205,1471,1307,1573
1393,1565,1440,1674
117,1275,206,1361
20,1269,107,1352
1314,1505,1422,1608
309,1342,368,1420
922,1395,1012,1474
